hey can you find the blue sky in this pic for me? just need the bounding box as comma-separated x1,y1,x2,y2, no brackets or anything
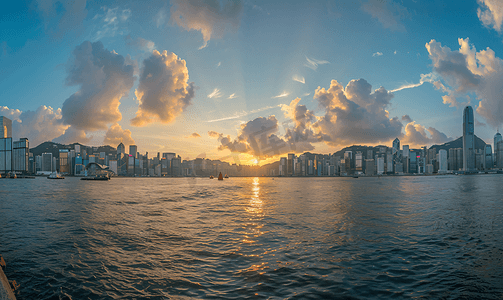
1,0,503,164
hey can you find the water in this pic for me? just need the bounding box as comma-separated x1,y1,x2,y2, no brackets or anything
1,175,503,299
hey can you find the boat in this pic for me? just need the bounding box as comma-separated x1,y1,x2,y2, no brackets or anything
81,173,110,181
352,176,359,178
224,174,229,178
209,175,214,179
47,171,64,179
218,172,224,180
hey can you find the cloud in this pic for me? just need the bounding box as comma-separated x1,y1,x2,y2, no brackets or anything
170,0,244,49
35,0,88,35
304,56,330,70
207,88,222,98
53,127,91,145
217,61,221,67
293,75,305,84
188,132,201,138
228,93,236,99
394,50,397,55
401,121,450,147
372,52,383,57
272,91,290,98
131,50,195,126
426,38,503,127
125,34,155,52
61,41,136,131
205,105,279,123
155,9,167,28
93,7,131,41
361,0,408,32
208,130,220,138
401,115,413,123
103,123,135,147
0,105,70,146
477,0,503,32
389,73,437,92
312,79,403,146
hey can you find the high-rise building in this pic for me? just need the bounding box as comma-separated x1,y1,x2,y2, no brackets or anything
0,116,12,139
129,145,137,157
438,149,447,173
13,138,29,173
59,149,69,173
494,132,502,167
463,106,475,172
42,152,53,172
117,142,125,156
0,116,13,174
484,145,493,170
497,140,503,169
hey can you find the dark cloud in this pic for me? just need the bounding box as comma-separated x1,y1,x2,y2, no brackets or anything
401,114,413,123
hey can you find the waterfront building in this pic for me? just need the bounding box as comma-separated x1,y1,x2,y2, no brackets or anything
376,157,384,175
129,145,138,158
497,140,503,169
59,149,69,174
494,132,502,167
279,157,287,176
438,149,447,173
42,152,53,172
484,146,492,170
13,138,29,173
75,144,81,156
395,162,403,173
365,159,375,175
386,152,393,174
0,116,13,174
355,152,363,172
0,116,12,138
425,164,433,174
117,142,125,156
462,106,475,172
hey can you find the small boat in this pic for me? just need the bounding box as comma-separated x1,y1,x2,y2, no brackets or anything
352,176,358,178
224,174,229,178
81,174,110,181
209,175,214,179
47,171,65,179
218,172,224,180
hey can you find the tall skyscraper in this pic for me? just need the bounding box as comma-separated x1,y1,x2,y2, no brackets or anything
0,116,12,138
485,144,493,170
13,138,29,173
117,142,125,156
463,106,475,172
129,145,137,157
494,131,502,167
438,149,447,173
0,116,13,173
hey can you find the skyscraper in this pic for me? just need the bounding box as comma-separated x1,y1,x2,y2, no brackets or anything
129,145,137,157
494,131,502,167
463,106,475,172
0,116,13,173
117,142,125,156
485,144,493,170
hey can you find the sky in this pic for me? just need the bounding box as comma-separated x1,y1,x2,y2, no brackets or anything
1,0,503,165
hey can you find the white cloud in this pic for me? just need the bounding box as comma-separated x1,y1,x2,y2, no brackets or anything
394,50,397,55
35,0,88,35
304,56,330,70
272,91,290,98
131,50,195,126
155,9,166,28
228,93,236,99
61,41,136,131
361,0,408,32
372,51,383,57
170,0,244,49
216,61,221,67
93,7,131,41
125,34,155,52
103,123,135,147
477,0,503,32
206,105,279,123
426,38,503,127
293,75,305,84
208,88,222,99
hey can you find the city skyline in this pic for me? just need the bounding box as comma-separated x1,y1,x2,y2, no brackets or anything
2,1,503,165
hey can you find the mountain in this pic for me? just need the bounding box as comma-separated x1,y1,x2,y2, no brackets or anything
30,141,117,158
429,135,486,152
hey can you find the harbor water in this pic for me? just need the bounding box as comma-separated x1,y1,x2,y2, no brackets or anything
1,175,503,299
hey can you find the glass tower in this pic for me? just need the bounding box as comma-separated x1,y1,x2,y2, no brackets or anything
463,106,475,172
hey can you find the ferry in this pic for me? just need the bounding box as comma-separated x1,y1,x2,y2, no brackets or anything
81,174,110,181
47,171,64,179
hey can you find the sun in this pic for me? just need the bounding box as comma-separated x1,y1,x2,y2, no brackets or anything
253,158,259,164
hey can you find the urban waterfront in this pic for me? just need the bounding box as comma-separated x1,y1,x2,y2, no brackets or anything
1,176,503,299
